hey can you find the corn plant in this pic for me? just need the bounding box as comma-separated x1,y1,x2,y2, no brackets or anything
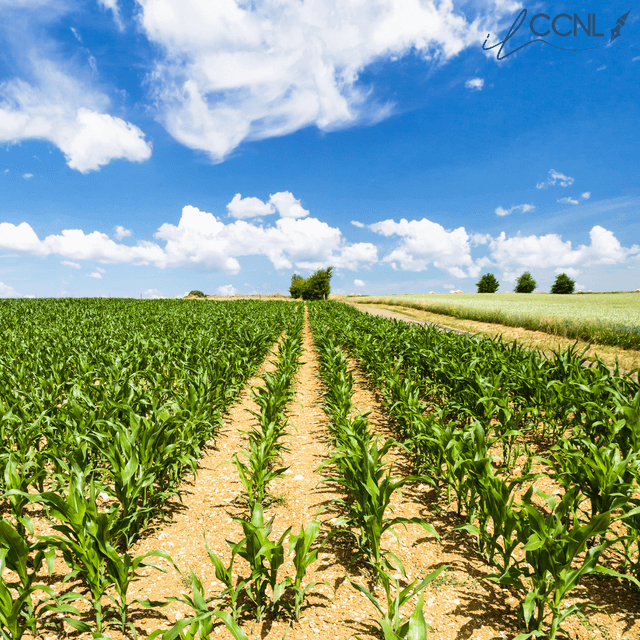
145,571,248,640
288,520,328,619
38,469,169,634
498,488,632,640
232,503,292,620
0,518,82,640
551,439,639,521
350,564,446,640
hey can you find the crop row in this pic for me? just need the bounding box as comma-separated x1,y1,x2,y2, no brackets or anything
310,301,640,640
310,308,445,638
0,299,299,639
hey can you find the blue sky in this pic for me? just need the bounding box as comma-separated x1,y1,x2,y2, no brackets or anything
0,0,638,298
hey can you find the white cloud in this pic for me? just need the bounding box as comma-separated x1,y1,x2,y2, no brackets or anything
581,192,591,200
96,267,106,273
268,192,309,219
536,169,575,189
555,267,580,277
97,0,123,30
87,271,103,279
142,288,163,298
137,0,516,162
369,217,480,278
0,281,20,297
0,58,152,173
114,225,132,239
596,65,606,71
464,78,484,90
22,173,33,179
227,193,275,219
557,197,579,205
633,56,640,62
0,196,377,273
495,203,534,217
61,260,80,268
489,226,640,274
354,279,365,287
351,220,365,228
216,284,237,295
470,233,491,246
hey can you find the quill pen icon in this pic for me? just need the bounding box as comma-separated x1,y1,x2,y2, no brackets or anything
611,10,630,42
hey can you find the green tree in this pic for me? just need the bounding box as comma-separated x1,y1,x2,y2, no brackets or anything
551,272,575,294
289,274,306,299
476,273,499,293
188,290,205,297
300,267,334,301
514,271,537,293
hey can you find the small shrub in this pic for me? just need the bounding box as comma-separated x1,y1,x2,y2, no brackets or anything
514,271,537,293
551,273,575,294
476,273,499,293
188,290,205,297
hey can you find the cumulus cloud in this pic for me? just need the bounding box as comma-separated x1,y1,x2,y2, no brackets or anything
489,226,640,273
536,169,575,189
369,217,480,278
61,260,80,268
137,0,516,162
0,282,20,297
351,221,365,228
268,192,309,219
114,225,132,240
0,195,377,273
581,192,591,200
22,173,33,179
495,203,534,217
0,58,152,173
464,78,484,90
354,279,365,287
555,267,580,277
216,284,237,295
227,194,275,219
87,271,103,279
557,197,579,205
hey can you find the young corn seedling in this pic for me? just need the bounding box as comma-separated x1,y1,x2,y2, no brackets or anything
288,520,328,619
145,571,249,640
232,503,292,620
349,564,446,640
0,516,87,640
503,487,635,640
39,468,169,635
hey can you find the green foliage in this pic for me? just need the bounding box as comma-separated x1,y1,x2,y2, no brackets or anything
551,272,575,294
188,290,205,297
289,267,334,300
350,565,445,640
289,274,306,299
514,271,537,293
476,273,499,293
307,300,640,639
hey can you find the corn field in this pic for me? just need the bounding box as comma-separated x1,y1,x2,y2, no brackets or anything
1,298,639,640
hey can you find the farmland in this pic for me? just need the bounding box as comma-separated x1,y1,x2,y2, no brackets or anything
350,293,640,350
1,298,640,640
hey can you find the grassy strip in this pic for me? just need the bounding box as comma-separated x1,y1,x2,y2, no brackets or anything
353,298,640,350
